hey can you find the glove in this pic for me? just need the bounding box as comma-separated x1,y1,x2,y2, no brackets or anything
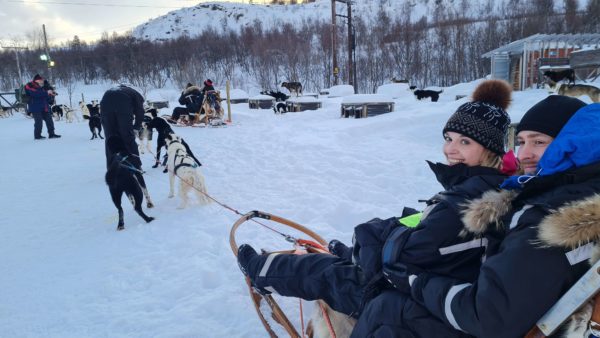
328,239,352,261
409,273,433,302
382,260,415,293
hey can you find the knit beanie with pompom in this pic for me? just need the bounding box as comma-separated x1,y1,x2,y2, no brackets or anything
443,79,513,154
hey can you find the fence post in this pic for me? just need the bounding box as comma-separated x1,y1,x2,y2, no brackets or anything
226,80,232,123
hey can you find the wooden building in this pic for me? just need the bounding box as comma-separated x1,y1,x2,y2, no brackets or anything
570,48,600,81
483,34,600,90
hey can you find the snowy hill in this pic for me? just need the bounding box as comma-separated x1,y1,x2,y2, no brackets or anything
2,78,598,337
132,0,589,41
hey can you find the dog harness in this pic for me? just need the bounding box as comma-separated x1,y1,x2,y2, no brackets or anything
172,148,198,174
117,154,145,174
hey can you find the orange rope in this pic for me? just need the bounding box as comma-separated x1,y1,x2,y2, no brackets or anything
299,299,306,338
319,301,337,338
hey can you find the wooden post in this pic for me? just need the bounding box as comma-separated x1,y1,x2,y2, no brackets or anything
226,80,232,123
507,123,518,152
331,0,339,86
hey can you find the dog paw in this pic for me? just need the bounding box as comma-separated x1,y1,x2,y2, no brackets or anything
147,202,154,208
152,163,159,168
162,168,168,174
176,205,185,210
168,194,174,198
117,224,125,231
146,217,155,223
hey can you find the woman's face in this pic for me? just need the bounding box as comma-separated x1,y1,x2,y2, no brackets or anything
443,131,487,167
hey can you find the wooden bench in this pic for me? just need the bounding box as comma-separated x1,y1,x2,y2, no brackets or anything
147,101,169,109
285,98,322,112
341,102,394,118
248,95,275,109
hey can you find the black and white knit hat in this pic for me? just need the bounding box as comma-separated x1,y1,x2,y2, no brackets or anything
443,80,512,155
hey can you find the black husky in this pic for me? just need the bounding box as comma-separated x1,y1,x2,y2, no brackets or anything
105,136,154,231
87,103,103,140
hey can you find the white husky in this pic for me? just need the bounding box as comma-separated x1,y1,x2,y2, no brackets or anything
166,134,210,209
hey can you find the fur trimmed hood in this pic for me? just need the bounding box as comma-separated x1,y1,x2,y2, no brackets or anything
462,191,600,250
183,85,201,95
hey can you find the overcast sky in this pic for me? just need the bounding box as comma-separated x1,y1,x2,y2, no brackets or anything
0,0,258,46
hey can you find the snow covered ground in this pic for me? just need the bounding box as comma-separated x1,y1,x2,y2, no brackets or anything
0,80,596,337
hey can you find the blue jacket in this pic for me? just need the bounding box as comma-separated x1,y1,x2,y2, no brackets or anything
411,103,600,338
24,81,50,113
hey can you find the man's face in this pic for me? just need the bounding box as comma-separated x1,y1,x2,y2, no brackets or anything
35,79,44,86
516,131,554,174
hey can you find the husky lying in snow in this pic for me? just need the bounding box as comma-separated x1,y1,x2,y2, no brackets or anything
105,135,154,231
165,134,210,209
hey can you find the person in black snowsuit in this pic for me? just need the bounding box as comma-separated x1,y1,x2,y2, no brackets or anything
177,83,203,123
100,84,154,208
401,96,600,338
237,80,515,336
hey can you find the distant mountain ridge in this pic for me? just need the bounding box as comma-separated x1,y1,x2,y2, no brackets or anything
132,0,586,41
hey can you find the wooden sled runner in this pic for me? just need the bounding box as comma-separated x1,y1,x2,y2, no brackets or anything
230,210,348,338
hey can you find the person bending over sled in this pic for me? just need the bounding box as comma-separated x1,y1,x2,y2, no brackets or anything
237,80,517,337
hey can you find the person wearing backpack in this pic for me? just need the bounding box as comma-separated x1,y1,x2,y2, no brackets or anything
24,74,61,140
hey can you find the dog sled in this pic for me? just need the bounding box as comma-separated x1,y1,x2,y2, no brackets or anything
525,259,600,338
162,91,226,128
230,211,355,337
198,90,225,127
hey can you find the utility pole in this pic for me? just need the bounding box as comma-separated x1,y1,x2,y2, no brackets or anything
332,0,356,92
1,45,28,87
331,0,339,86
42,24,53,82
346,1,354,93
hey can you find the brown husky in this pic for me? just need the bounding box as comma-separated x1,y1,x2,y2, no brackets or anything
555,83,600,102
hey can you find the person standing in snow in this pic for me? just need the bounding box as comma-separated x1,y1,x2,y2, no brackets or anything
100,84,154,208
236,79,516,337
24,74,61,140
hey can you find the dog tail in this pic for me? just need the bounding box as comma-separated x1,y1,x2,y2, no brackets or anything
437,90,444,94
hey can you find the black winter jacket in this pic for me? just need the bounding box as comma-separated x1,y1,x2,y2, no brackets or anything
250,162,506,321
178,86,203,113
356,162,507,289
411,163,600,338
